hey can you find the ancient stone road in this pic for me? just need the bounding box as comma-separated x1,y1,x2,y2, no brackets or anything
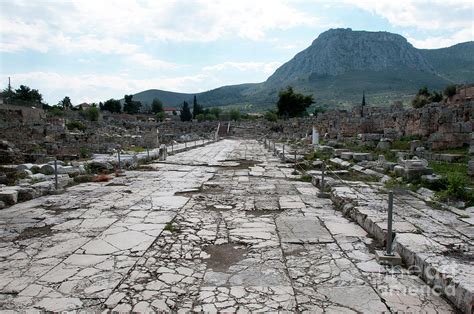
0,139,455,312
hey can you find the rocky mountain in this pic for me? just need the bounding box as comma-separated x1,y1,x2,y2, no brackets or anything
132,29,474,110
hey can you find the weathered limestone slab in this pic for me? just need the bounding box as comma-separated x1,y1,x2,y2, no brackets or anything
276,217,333,243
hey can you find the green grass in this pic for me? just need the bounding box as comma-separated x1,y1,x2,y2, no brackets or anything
130,146,145,153
305,150,332,161
432,146,469,155
164,222,177,232
299,174,313,182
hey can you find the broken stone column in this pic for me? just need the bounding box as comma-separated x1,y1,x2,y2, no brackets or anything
468,133,474,176
395,157,432,181
312,127,319,145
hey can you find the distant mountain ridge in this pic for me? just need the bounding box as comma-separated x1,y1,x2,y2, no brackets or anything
131,28,474,110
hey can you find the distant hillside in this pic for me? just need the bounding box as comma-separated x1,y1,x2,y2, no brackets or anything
421,42,474,83
132,29,474,110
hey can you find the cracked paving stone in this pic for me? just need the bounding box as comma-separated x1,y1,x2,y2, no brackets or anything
0,139,457,312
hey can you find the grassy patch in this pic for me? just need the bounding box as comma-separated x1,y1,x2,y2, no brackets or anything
305,150,332,161
164,222,178,233
299,174,313,182
130,146,145,153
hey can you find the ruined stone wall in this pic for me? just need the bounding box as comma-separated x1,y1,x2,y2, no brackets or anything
0,107,219,161
246,102,473,149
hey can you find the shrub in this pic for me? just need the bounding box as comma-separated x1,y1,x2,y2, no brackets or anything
66,120,86,131
299,174,313,182
83,107,100,121
446,173,466,199
155,111,165,122
79,147,91,159
444,84,457,98
264,111,278,122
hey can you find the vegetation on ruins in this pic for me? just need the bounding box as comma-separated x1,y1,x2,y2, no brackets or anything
100,98,122,113
192,95,204,119
151,98,164,114
443,84,457,98
180,101,193,122
79,147,91,158
66,120,86,132
81,106,100,121
123,94,142,114
411,86,443,108
276,86,314,118
59,96,72,110
228,108,240,121
264,110,278,122
155,111,165,122
1,84,45,107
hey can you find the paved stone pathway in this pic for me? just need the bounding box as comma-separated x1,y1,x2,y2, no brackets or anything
0,139,455,312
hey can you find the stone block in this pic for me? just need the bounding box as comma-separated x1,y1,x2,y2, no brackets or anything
468,160,474,176
375,250,402,266
353,152,371,162
394,165,404,177
333,149,350,157
40,164,55,175
376,139,391,150
0,189,18,205
17,187,36,201
340,152,353,160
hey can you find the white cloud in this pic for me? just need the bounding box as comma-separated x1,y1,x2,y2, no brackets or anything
126,53,181,70
348,0,473,31
407,28,474,49
5,71,207,104
203,61,282,75
0,0,317,54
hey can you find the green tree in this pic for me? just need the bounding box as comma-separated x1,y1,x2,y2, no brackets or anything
205,113,217,121
180,101,192,122
196,113,205,122
210,107,221,118
10,85,43,106
155,111,165,122
192,95,204,119
59,96,72,110
229,108,241,121
123,94,142,114
101,99,121,113
151,98,164,114
277,86,314,118
83,107,100,121
264,110,278,122
412,86,443,108
444,84,457,98
431,91,443,102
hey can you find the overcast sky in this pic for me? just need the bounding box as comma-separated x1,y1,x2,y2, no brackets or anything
0,0,472,105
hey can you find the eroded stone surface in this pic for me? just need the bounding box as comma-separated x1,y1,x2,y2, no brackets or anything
0,139,455,312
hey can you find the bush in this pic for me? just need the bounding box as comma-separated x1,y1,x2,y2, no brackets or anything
299,174,313,182
83,107,100,121
446,173,466,199
444,84,457,98
265,111,278,122
79,147,91,158
205,113,217,121
155,111,165,122
66,120,86,131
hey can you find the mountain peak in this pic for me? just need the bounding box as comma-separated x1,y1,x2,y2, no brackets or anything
267,28,430,83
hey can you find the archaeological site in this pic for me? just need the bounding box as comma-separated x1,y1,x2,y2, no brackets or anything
1,2,473,313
